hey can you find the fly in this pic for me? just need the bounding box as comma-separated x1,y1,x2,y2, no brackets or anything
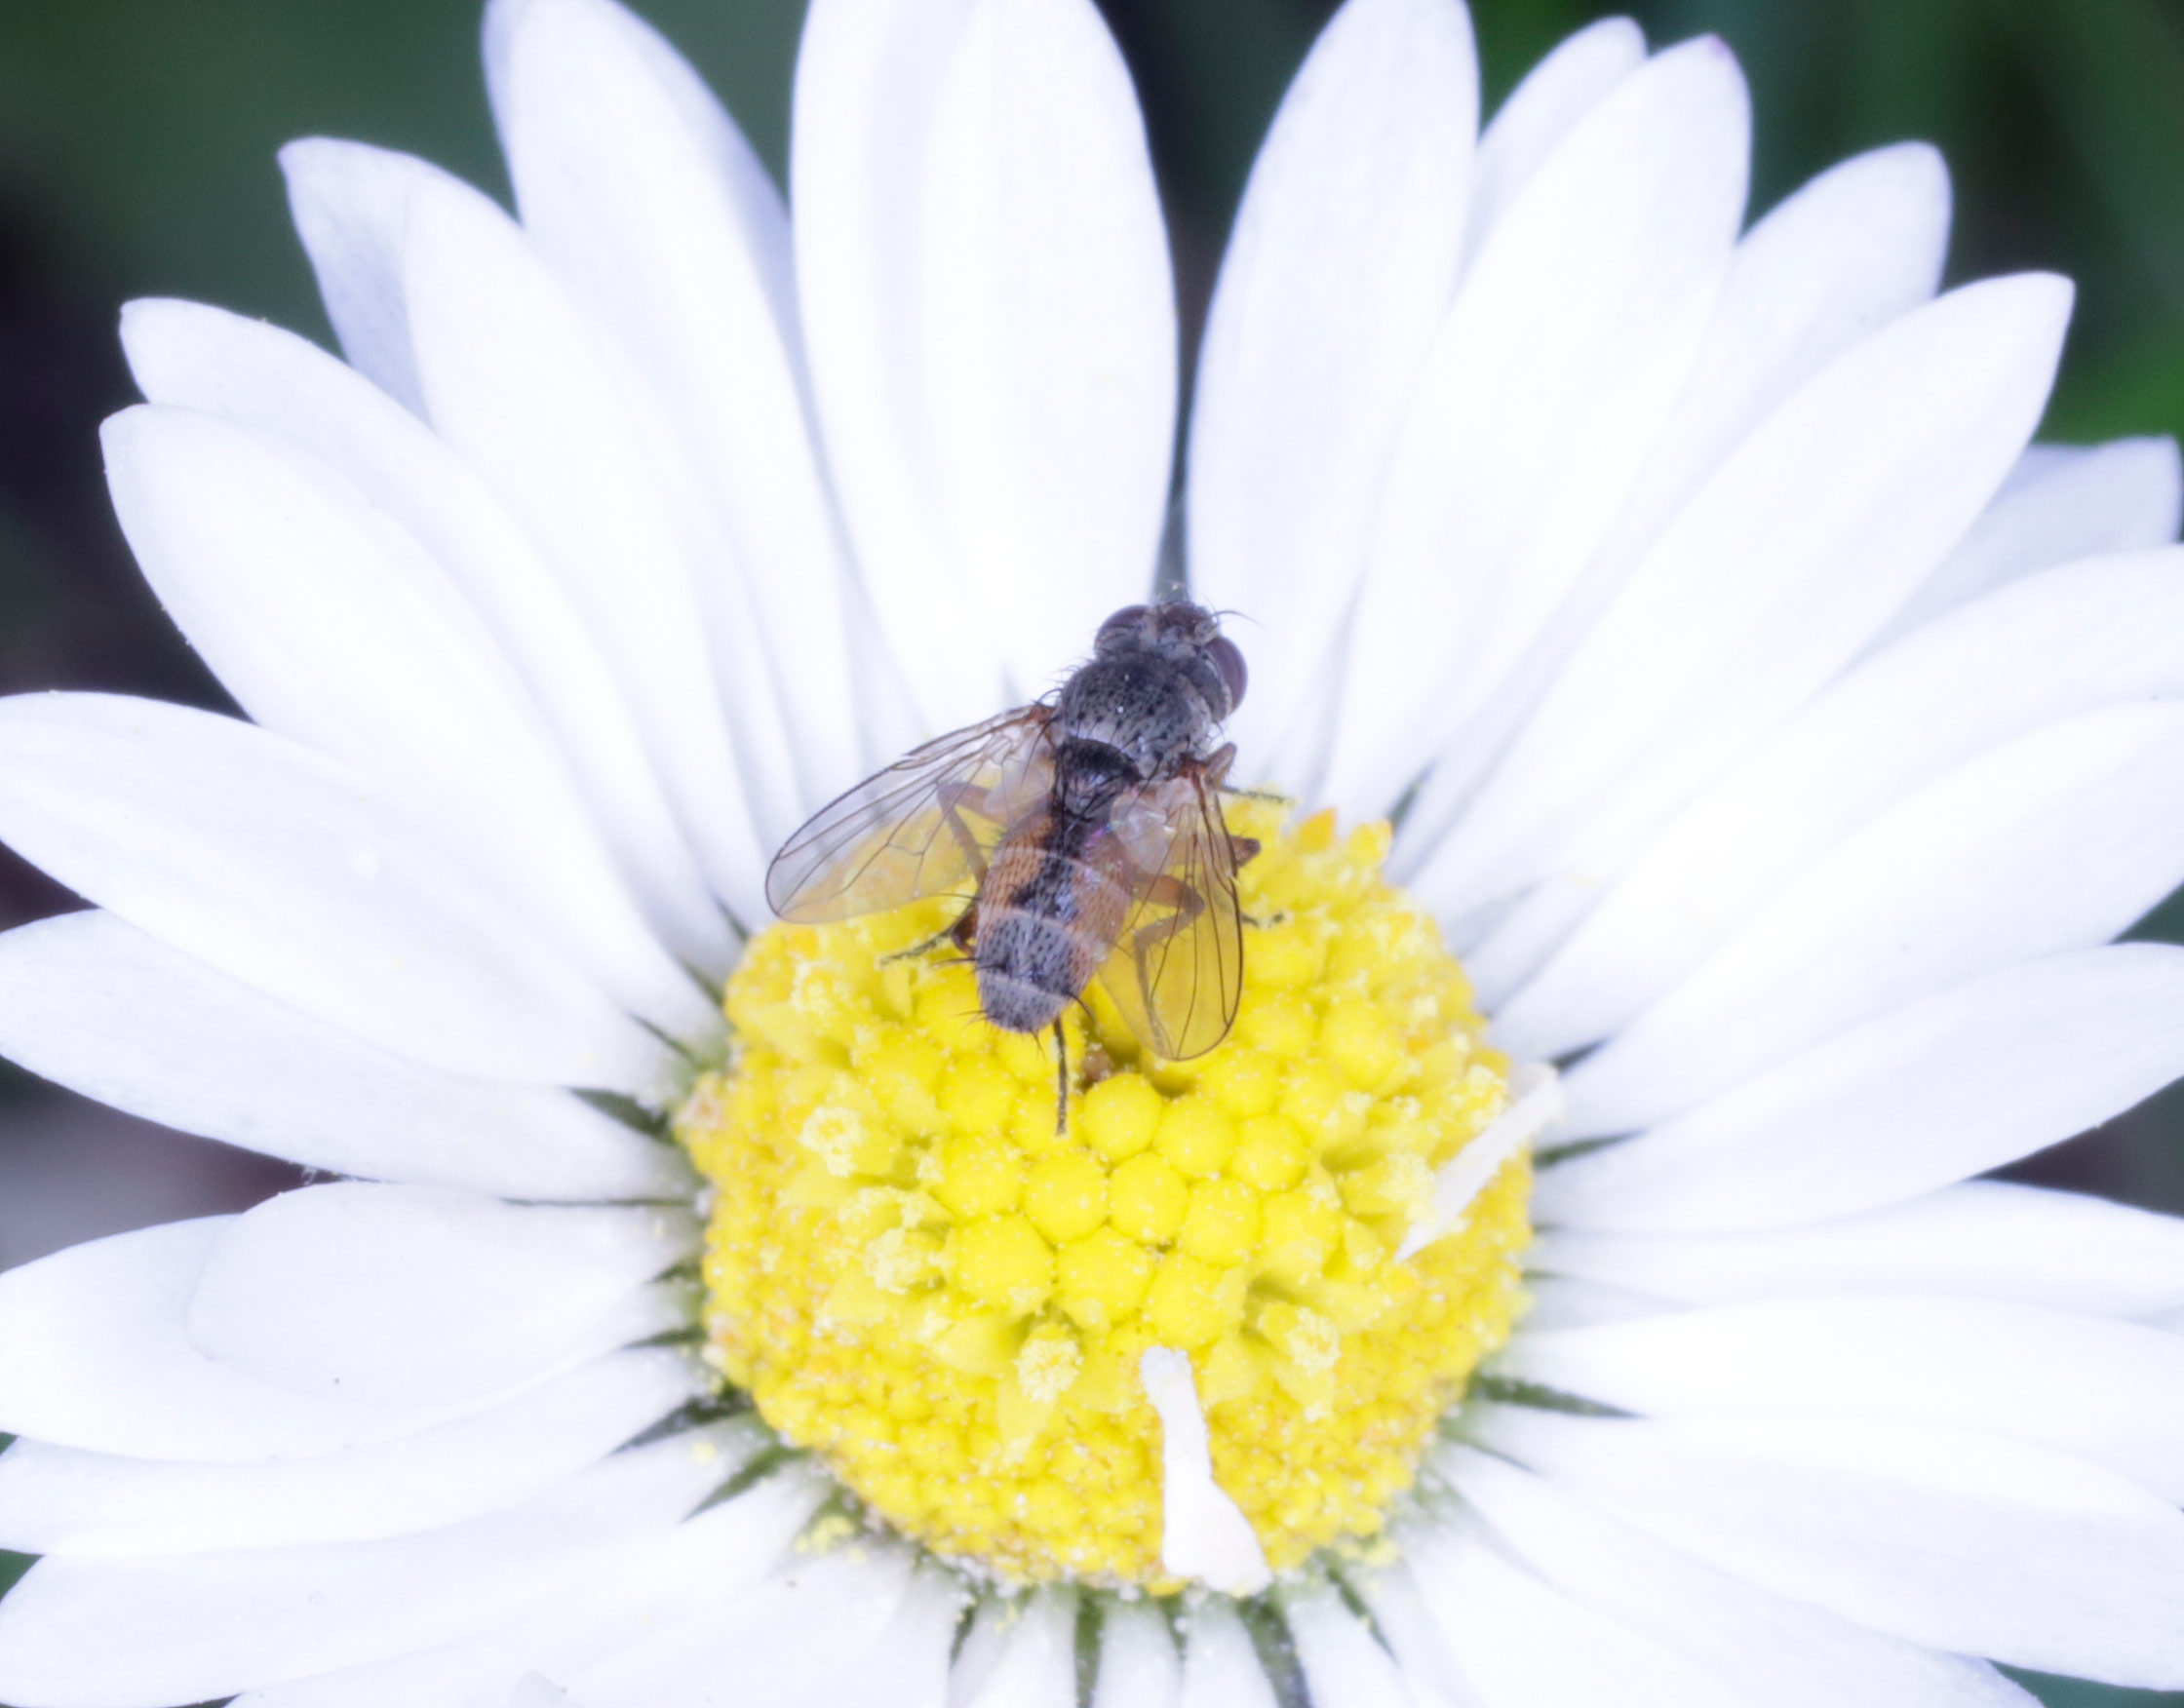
765,600,1258,1130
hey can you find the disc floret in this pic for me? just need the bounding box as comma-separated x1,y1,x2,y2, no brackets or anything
679,802,1531,1589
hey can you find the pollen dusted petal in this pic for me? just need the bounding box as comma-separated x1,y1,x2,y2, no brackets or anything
678,803,1532,1586
1141,1347,1270,1596
1398,1061,1562,1261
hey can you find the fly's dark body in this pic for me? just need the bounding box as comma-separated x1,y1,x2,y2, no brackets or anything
765,599,1255,1130
966,603,1246,1035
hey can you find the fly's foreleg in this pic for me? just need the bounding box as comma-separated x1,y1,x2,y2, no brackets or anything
1206,741,1289,807
881,904,977,965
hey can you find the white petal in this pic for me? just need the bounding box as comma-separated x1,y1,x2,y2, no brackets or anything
944,1592,1017,1702
1532,1180,2184,1319
282,139,426,412
1141,1346,1272,1595
0,911,688,1202
1437,1445,2038,1707
102,405,710,1039
1501,1295,2184,1500
119,298,731,976
1882,435,2184,642
0,1426,744,1708
511,1676,579,1708
1187,0,1477,761
1600,140,1951,580
1540,947,2184,1231
792,0,991,727
486,0,881,802
1517,1272,1671,1332
240,1471,833,1708
1463,17,1644,261
1178,1601,1277,1708
284,140,781,915
914,0,1176,700
1400,1516,1731,1708
1344,1560,1482,1708
186,1184,694,1410
1403,144,1950,877
0,692,666,1093
795,0,1173,731
812,1567,967,1708
1283,1583,1423,1708
1326,38,1747,815
1412,272,2072,920
955,1590,1075,1708
1472,1407,2184,1689
1093,1601,1180,1708
555,1533,912,1708
0,1349,704,1557
0,1220,492,1462
397,140,802,883
1559,707,2184,1138
1496,548,2184,1057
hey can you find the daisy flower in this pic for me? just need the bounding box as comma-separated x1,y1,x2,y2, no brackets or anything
4,0,2184,1703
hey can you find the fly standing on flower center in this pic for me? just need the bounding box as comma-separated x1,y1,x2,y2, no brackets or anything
765,600,1259,1128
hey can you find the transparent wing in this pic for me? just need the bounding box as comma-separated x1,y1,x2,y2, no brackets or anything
1098,770,1246,1061
765,708,1055,921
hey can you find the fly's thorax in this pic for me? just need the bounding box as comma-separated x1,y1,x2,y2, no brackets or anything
1054,654,1223,781
1050,736,1139,821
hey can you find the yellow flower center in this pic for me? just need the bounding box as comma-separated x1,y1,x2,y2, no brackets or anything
677,802,1530,1590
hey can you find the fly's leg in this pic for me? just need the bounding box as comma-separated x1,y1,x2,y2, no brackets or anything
1052,1019,1070,1137
1204,740,1290,806
1126,872,1207,958
1227,835,1269,927
880,782,994,965
880,905,975,964
934,779,997,877
1202,742,1268,917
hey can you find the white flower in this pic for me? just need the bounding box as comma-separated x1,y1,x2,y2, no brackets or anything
3,0,2184,1704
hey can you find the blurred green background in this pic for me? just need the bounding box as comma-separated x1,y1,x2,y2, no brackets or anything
0,2,2180,1701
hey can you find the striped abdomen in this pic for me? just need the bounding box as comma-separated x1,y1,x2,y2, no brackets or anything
974,811,1135,1033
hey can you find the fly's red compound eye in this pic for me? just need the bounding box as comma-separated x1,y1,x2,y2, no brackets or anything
1207,634,1247,714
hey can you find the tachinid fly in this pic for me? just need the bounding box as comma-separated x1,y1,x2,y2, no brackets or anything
765,601,1258,1127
